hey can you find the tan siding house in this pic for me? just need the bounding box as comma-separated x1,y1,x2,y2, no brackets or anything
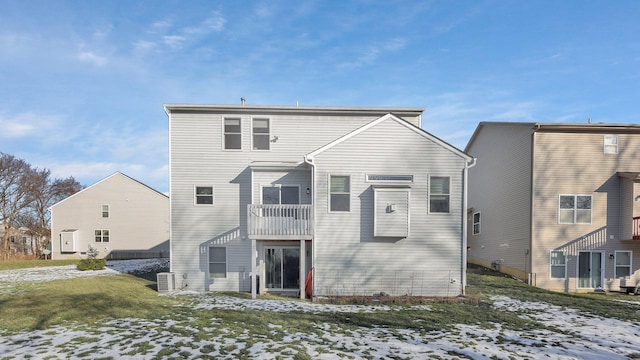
50,172,170,260
166,104,474,299
466,122,640,293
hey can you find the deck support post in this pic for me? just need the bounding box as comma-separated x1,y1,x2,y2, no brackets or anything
251,239,257,299
300,239,305,299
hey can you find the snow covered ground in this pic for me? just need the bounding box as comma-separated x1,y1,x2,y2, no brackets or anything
1,260,640,359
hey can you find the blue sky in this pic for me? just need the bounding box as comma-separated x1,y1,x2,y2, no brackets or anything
1,1,638,193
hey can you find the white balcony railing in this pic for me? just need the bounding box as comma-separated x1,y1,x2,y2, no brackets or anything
247,204,313,239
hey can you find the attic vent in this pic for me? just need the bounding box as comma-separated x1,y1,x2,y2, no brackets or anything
156,272,176,293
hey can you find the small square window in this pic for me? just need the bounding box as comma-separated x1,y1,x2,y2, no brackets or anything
195,186,214,205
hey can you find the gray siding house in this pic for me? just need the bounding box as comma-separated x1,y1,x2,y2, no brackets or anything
50,172,170,260
166,104,474,298
466,122,640,293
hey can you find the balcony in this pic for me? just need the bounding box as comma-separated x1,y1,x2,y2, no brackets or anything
247,204,313,240
634,216,640,240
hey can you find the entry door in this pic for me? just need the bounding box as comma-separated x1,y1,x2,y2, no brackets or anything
578,251,603,289
265,248,300,289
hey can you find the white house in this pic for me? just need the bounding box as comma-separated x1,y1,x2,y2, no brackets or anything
50,172,170,260
166,104,475,299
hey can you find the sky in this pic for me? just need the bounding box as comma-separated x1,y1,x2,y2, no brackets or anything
1,1,639,194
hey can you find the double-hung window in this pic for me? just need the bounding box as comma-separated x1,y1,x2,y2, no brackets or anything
252,118,270,150
330,175,350,212
603,135,618,154
472,212,481,235
550,251,566,279
224,118,242,150
195,186,214,205
101,204,109,218
429,176,450,213
209,247,227,278
558,195,592,224
615,251,632,278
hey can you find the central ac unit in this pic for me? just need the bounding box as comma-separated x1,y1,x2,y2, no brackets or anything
157,272,176,293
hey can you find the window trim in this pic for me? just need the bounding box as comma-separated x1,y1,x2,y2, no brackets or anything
194,185,214,206
615,250,632,278
558,194,592,224
251,117,271,151
101,204,109,218
549,250,566,279
94,229,110,243
329,174,351,212
429,176,451,214
223,117,242,151
472,211,481,235
208,246,227,279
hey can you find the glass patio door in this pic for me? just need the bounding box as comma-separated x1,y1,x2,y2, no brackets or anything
578,251,603,289
265,248,300,290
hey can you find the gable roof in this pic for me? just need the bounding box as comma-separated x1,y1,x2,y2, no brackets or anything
466,121,640,152
49,172,168,210
305,113,474,164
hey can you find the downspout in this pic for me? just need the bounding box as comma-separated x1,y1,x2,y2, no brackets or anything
164,105,173,274
303,154,316,300
461,157,477,296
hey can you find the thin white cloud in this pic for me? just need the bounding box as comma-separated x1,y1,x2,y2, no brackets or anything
0,112,61,139
77,51,108,66
133,40,157,52
163,35,186,49
184,11,226,34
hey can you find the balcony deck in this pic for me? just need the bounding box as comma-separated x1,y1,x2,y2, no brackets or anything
247,204,313,240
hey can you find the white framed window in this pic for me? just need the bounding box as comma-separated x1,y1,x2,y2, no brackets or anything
429,176,450,213
329,175,350,212
101,204,109,218
604,135,618,154
472,212,481,235
558,195,592,224
224,117,242,150
550,250,566,279
252,118,270,150
615,251,632,278
195,186,214,205
95,229,110,243
209,246,227,278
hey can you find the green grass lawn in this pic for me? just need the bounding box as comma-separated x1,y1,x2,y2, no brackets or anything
1,263,639,337
0,259,79,271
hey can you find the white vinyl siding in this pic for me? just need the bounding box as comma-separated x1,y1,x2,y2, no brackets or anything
615,251,632,278
373,187,410,237
558,195,592,224
549,250,566,279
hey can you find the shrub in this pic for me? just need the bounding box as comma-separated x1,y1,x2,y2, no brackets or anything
77,245,106,271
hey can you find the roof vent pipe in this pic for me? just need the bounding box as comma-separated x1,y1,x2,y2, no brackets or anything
241,97,246,105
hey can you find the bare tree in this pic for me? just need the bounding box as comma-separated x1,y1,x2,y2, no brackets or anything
25,172,82,256
0,153,37,259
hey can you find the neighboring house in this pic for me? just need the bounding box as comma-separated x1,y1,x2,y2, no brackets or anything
166,104,475,299
1,225,38,257
50,172,170,260
466,122,640,293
